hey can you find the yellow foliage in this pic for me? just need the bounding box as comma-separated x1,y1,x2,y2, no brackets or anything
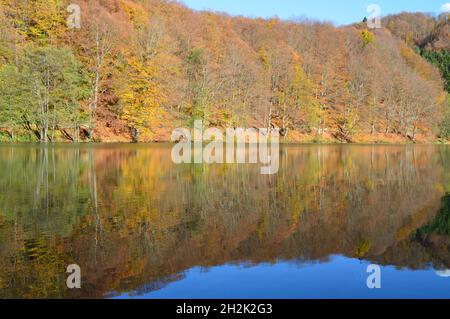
290,63,322,127
2,0,66,39
119,56,165,141
360,30,375,46
267,19,278,30
120,0,149,29
356,239,371,258
258,46,271,69
396,207,430,242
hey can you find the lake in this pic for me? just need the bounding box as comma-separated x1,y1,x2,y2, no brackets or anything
0,143,449,299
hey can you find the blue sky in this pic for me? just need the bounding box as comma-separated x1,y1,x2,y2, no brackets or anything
181,0,450,25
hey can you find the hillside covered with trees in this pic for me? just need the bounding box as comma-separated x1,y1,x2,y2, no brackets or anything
0,0,448,143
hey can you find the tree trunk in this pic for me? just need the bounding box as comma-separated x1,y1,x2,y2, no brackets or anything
267,105,272,135
5,130,13,140
130,127,139,143
89,28,103,140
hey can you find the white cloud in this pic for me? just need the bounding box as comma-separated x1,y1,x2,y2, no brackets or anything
440,3,450,13
436,269,450,277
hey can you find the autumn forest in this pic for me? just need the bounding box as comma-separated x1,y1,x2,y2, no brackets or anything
0,0,449,143
1,0,450,300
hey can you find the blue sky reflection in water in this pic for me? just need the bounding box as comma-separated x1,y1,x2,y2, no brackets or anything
115,256,450,299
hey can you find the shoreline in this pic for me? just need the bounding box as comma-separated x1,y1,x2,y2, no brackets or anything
0,140,448,146
1,130,449,145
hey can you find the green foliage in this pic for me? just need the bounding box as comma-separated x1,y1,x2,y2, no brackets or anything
420,49,450,92
186,48,205,71
440,96,450,139
417,194,450,236
185,48,211,121
0,46,90,141
0,64,35,136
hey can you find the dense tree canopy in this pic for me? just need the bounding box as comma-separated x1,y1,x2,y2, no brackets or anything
0,0,448,142
0,46,89,141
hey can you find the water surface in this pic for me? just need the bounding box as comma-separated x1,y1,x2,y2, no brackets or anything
0,144,449,298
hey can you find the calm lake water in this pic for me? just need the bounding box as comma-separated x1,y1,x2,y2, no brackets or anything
0,143,450,299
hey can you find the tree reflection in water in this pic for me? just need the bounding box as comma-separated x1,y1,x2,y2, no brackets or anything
0,144,449,298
